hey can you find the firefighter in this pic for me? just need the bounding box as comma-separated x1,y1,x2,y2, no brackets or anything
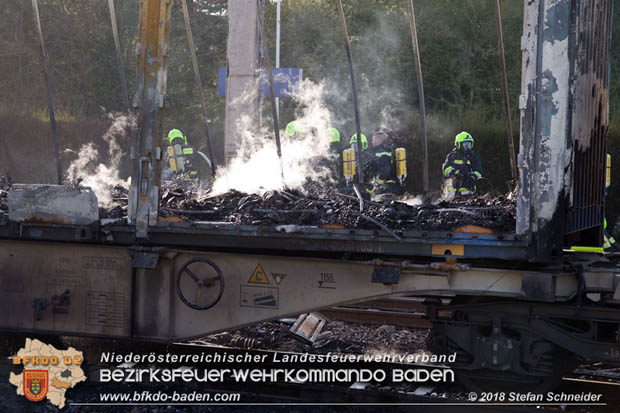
327,128,342,159
442,131,483,196
604,218,619,252
348,132,374,198
166,129,209,184
349,132,369,160
326,127,343,182
285,120,305,140
370,130,400,195
570,218,618,253
350,132,374,176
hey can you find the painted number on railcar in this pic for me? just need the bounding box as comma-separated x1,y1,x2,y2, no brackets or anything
318,273,336,289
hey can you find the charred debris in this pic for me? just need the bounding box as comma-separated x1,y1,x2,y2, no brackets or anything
99,181,515,234
0,177,515,234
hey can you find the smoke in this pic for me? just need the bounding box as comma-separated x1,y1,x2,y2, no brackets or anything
65,113,133,206
211,79,335,195
209,5,463,197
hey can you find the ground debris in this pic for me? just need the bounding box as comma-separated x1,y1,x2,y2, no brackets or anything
205,319,428,356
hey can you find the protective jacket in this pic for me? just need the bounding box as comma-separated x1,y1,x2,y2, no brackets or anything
442,149,483,195
370,142,399,194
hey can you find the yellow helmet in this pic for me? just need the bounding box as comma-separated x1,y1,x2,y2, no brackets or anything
350,133,368,150
168,129,187,145
327,128,341,143
455,131,474,150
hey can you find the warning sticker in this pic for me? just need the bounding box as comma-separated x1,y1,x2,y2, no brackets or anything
271,273,287,285
240,286,279,309
248,264,270,284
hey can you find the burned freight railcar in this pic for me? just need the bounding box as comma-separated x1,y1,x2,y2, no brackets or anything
0,0,618,393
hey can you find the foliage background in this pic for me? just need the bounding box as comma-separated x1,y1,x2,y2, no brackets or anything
0,0,619,227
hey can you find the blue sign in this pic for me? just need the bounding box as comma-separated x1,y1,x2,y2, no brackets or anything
218,67,303,98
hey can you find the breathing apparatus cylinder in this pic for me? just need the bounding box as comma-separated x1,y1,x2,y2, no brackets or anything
343,148,356,187
395,147,407,186
606,154,611,189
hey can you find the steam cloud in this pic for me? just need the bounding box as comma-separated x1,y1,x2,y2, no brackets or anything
65,113,133,206
211,79,335,195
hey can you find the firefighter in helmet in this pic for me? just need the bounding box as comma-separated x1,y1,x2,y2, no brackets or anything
370,130,400,195
442,131,483,196
348,132,375,197
166,129,209,184
325,127,343,181
285,120,306,140
349,132,368,152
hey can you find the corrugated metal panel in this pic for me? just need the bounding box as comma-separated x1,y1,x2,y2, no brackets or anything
566,0,612,242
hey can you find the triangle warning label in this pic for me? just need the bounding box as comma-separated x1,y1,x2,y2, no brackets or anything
248,264,270,284
273,273,286,285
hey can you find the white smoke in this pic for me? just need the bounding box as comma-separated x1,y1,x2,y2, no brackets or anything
65,113,132,206
211,79,335,195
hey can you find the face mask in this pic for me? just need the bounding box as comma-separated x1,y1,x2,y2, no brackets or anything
461,141,473,151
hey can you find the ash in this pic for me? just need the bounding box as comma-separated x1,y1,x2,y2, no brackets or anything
102,180,515,233
0,176,515,233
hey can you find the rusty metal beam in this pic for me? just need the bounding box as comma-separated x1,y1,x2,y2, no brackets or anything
129,0,172,238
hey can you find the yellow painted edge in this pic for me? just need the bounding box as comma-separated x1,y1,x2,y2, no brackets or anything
432,244,464,256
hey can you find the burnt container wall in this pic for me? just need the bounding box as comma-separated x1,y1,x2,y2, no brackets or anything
517,0,612,259
566,0,611,244
517,0,573,260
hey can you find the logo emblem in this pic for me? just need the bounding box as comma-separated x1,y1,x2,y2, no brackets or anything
23,370,48,402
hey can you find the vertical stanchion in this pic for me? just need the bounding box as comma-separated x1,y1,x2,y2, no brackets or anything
108,0,131,113
31,0,62,184
275,0,281,119
406,0,428,194
181,0,216,176
129,0,172,238
336,0,364,211
0,135,11,182
495,0,518,183
257,0,285,181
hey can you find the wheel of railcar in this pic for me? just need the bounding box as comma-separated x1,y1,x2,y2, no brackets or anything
176,258,224,310
426,296,578,394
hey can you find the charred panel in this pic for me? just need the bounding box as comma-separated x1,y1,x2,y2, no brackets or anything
566,0,611,246
517,0,612,260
